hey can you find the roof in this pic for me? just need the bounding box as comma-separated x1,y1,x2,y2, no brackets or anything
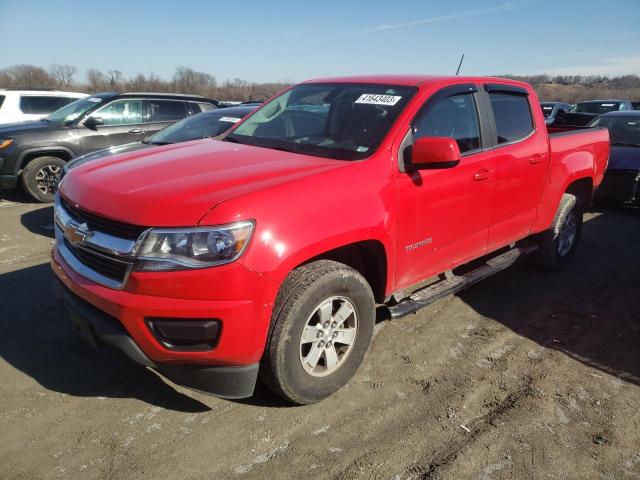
302,74,530,88
90,92,217,102
576,99,631,103
599,110,640,117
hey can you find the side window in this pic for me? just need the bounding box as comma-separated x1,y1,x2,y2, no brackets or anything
0,95,5,110
413,93,481,153
91,99,144,126
197,102,216,112
149,100,188,122
489,92,534,144
20,96,72,114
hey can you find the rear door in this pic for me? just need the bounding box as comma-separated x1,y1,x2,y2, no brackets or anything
395,84,497,289
484,84,549,250
77,98,147,154
145,99,191,136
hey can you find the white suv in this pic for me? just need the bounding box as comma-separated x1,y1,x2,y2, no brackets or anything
0,89,87,124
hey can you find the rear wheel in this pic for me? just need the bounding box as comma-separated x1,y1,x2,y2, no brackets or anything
533,193,583,271
21,156,66,203
261,260,375,405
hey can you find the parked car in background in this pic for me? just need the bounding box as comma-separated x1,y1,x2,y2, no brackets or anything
58,104,259,183
0,92,218,202
53,75,609,404
0,89,87,124
588,111,640,206
540,101,573,125
560,99,634,126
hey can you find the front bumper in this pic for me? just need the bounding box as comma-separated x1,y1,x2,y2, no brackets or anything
0,173,18,190
53,277,259,398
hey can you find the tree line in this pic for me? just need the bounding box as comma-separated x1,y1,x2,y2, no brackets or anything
0,64,292,102
1,64,639,103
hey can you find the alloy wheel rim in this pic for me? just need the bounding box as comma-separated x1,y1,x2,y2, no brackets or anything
35,164,61,195
299,296,358,377
557,211,577,257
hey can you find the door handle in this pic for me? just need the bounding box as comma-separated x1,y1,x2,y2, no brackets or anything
473,169,490,181
529,154,544,164
128,128,145,134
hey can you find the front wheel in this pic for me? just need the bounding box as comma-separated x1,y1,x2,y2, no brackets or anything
261,260,375,405
533,193,583,271
21,156,66,203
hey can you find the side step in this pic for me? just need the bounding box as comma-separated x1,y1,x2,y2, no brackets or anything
386,245,536,319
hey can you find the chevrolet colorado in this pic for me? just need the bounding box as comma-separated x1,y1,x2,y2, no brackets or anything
52,75,610,404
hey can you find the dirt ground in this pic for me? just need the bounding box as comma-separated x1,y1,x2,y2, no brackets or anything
0,192,638,480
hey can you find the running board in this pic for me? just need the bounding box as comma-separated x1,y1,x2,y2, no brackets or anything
386,245,537,319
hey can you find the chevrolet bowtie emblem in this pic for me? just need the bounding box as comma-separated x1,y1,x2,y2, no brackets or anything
64,221,93,245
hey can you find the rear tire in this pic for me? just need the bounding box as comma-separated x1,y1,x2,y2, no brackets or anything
261,260,375,405
533,193,583,271
21,156,66,203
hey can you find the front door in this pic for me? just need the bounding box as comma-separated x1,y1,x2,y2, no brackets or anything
395,86,497,290
77,98,148,154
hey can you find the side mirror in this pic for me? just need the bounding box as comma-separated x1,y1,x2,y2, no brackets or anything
84,116,104,130
408,136,461,170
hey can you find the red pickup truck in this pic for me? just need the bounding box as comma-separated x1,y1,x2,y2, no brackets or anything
52,75,609,404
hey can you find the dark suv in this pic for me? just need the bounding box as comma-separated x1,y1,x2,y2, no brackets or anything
0,92,218,202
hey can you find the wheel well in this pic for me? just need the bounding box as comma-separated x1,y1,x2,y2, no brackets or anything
303,241,388,303
566,177,593,208
19,150,72,172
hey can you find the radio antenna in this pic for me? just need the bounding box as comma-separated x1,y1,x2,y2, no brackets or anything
456,54,465,75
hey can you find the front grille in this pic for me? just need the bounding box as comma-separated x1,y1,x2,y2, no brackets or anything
596,170,639,203
64,239,131,283
61,197,146,240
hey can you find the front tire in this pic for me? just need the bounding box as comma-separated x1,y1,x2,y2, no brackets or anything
21,156,66,203
261,260,375,405
534,193,583,271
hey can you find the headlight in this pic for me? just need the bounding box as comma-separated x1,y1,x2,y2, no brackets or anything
135,221,254,271
0,139,14,149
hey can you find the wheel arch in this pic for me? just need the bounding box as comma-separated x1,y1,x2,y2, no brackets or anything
17,147,75,173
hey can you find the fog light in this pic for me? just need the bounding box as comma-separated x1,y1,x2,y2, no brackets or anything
146,318,220,352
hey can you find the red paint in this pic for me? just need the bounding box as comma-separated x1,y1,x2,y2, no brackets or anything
53,75,610,369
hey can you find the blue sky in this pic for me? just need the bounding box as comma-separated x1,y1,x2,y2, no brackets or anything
1,0,638,83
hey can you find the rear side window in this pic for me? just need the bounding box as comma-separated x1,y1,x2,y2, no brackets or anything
413,93,481,153
149,100,188,122
19,96,75,114
197,102,216,112
489,92,534,144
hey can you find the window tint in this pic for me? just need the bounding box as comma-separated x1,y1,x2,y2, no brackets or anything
19,96,76,114
0,95,5,110
149,100,188,122
413,93,481,153
92,99,144,126
489,92,533,144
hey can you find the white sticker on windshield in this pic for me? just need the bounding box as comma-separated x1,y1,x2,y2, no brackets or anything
355,94,402,106
219,116,241,123
87,97,102,103
602,103,615,107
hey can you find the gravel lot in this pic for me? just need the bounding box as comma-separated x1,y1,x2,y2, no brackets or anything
0,192,638,480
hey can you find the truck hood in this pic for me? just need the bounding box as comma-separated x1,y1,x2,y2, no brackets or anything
608,145,640,171
60,139,344,227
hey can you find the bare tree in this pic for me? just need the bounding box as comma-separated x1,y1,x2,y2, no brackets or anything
107,69,123,90
49,64,77,89
86,68,108,92
1,65,55,88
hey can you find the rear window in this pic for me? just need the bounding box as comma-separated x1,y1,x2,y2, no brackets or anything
149,100,188,122
20,96,76,114
574,102,621,114
489,92,534,144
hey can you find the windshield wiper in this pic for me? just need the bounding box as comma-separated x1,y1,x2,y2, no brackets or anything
143,140,172,145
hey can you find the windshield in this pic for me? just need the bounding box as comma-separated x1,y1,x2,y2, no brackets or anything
589,116,640,146
225,83,416,160
541,104,554,117
47,96,105,123
148,112,246,144
573,102,621,114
